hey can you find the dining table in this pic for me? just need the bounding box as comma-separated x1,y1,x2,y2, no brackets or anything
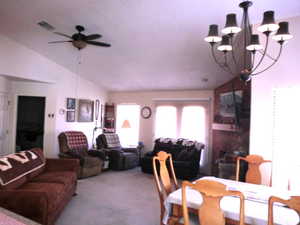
163,176,300,225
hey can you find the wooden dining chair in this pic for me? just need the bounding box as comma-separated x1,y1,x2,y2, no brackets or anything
236,154,271,185
268,196,300,225
153,151,179,225
181,179,245,225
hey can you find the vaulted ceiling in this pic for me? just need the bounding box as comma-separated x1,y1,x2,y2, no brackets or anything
0,0,299,91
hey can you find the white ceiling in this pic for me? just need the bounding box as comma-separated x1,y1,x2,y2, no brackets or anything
0,0,299,91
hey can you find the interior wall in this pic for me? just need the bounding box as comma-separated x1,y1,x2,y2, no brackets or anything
0,34,107,158
250,16,300,183
108,90,214,174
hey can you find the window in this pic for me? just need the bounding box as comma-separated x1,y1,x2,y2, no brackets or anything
155,106,177,139
181,106,205,142
116,104,140,147
272,88,300,192
154,104,206,142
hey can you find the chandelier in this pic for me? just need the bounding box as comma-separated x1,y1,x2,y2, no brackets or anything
204,1,293,83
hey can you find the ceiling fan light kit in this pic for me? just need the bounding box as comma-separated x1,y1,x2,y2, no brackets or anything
49,25,111,50
204,1,293,83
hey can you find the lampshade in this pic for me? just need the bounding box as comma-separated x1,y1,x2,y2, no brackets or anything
257,11,279,33
204,24,222,43
246,34,263,51
222,14,242,34
272,22,293,42
217,35,232,52
121,119,131,128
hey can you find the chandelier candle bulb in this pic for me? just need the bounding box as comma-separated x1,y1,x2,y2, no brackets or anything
257,11,280,34
204,24,222,43
217,35,232,52
272,22,293,42
246,34,263,51
222,14,242,35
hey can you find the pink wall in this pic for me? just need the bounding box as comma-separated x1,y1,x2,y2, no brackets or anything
250,16,300,156
250,16,300,183
0,34,107,157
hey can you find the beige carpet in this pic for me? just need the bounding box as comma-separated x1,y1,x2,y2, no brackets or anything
55,168,160,225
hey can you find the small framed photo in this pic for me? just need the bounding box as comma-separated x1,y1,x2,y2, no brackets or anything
66,111,75,122
67,98,76,110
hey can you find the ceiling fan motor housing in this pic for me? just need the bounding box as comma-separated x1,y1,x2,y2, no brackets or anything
72,40,87,50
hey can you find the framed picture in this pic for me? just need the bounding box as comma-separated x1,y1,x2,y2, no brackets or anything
219,90,242,117
66,98,76,109
66,111,75,122
78,99,94,122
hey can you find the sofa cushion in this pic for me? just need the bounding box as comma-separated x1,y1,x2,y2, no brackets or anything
26,148,46,180
63,131,88,151
30,171,76,188
21,182,65,212
103,134,121,148
0,149,45,190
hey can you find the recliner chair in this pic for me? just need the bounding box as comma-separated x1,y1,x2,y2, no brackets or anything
58,131,105,178
96,133,139,170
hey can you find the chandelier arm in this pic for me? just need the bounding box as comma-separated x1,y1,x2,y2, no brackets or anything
257,49,277,61
250,52,256,70
251,34,270,73
211,46,232,73
230,38,238,69
251,44,283,76
224,53,236,76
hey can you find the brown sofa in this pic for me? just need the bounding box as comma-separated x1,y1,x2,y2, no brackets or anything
0,148,79,225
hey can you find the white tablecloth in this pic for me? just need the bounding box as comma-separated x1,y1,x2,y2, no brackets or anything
163,176,300,225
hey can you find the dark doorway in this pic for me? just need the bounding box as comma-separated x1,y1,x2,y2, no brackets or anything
16,96,45,152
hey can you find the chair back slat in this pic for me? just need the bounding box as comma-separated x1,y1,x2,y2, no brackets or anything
182,179,245,225
153,151,178,225
236,154,271,185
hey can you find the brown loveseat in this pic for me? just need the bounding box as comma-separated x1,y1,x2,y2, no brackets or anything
0,148,79,225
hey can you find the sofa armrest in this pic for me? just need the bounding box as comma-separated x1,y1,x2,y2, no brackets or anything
0,190,48,224
45,158,80,173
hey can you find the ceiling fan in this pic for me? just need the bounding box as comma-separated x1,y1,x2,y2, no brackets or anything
49,25,111,50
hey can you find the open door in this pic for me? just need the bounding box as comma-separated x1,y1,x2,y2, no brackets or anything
16,96,45,152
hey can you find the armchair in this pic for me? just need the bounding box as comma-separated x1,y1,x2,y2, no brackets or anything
58,131,105,178
96,133,139,170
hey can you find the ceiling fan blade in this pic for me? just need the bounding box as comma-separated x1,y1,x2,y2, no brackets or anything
48,41,72,44
85,34,102,40
86,40,111,47
53,32,72,39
